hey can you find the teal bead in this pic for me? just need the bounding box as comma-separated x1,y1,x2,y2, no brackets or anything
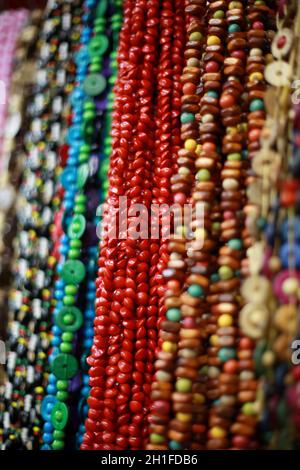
257,216,267,230
187,284,204,297
250,98,264,112
218,347,236,362
242,149,248,160
228,24,240,32
169,440,182,450
166,308,181,322
206,90,218,98
180,112,195,124
210,273,219,282
228,238,243,250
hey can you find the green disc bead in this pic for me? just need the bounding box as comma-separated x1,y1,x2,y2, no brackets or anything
228,23,240,32
196,169,211,181
56,391,69,401
68,216,86,239
150,433,165,444
228,238,242,250
53,430,65,440
63,295,75,306
180,112,195,124
218,265,234,280
166,308,181,322
56,380,68,391
52,440,64,450
61,332,74,343
68,248,81,259
249,98,264,112
188,284,204,297
176,378,192,393
52,354,78,380
218,347,236,362
60,342,73,354
65,285,77,296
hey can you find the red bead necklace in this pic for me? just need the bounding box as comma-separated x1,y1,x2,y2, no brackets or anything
82,0,185,450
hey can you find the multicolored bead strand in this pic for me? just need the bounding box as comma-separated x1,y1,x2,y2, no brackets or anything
42,0,117,450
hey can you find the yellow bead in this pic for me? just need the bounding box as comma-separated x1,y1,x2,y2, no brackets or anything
184,139,197,151
211,426,226,439
162,341,177,353
176,412,192,422
210,334,219,346
229,1,242,8
227,126,237,135
249,72,263,82
218,314,233,327
193,393,205,404
207,35,221,46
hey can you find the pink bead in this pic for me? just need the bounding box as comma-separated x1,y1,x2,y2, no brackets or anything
224,211,234,220
183,317,197,328
174,192,187,205
253,21,264,30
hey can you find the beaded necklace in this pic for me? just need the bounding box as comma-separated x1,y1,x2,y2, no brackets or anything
0,0,83,450
148,0,276,451
76,0,123,448
240,0,300,449
41,0,118,450
148,0,208,451
82,0,186,450
0,10,42,340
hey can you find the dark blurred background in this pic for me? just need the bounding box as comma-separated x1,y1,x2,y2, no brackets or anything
0,1,46,10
